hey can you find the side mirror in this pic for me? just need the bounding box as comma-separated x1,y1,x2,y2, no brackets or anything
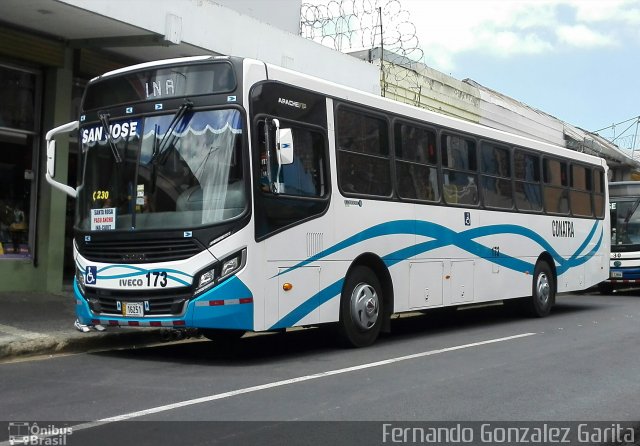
46,139,56,178
268,119,295,194
278,128,294,165
45,120,79,198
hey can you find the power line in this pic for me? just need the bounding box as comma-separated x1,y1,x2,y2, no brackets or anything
594,116,640,134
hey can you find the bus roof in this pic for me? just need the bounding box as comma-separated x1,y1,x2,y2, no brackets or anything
92,55,227,82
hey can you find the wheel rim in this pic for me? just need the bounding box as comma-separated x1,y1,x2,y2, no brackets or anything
536,272,550,306
350,282,379,330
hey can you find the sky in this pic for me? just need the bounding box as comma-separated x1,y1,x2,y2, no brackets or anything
301,0,640,149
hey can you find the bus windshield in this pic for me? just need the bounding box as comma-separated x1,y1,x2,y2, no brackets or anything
610,197,640,246
77,108,245,231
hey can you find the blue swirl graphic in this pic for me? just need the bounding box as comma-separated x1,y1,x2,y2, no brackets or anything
76,262,192,287
270,219,603,329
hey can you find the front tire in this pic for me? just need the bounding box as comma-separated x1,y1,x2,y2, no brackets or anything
338,266,384,348
525,261,555,317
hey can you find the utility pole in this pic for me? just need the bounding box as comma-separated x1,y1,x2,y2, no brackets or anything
378,6,385,97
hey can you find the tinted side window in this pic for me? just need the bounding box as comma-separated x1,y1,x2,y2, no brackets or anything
513,150,542,211
337,108,388,156
254,119,329,239
337,108,391,197
593,168,605,218
280,130,327,197
544,158,568,186
570,164,592,217
543,158,569,214
441,133,478,205
480,142,512,209
395,123,439,201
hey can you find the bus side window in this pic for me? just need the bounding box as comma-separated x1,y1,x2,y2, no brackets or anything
441,133,478,205
256,119,277,192
543,158,569,215
480,142,512,209
514,150,542,212
280,128,327,197
593,169,605,218
570,164,593,217
256,119,328,198
254,118,330,239
395,122,439,202
336,108,391,197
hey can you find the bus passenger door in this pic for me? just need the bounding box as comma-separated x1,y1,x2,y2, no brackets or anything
450,260,475,304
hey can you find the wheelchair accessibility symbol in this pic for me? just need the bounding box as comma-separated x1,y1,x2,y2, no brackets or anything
86,266,97,285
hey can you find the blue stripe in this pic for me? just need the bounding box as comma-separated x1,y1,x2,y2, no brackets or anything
569,219,599,260
270,219,603,329
270,279,344,330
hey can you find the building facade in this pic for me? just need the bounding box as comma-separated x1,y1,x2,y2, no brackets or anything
0,0,380,292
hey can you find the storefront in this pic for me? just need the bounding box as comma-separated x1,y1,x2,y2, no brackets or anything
0,0,380,293
0,25,131,292
0,63,40,260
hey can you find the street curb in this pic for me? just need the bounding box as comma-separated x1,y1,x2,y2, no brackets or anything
0,329,165,360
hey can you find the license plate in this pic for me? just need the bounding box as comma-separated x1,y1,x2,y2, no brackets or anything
122,302,144,317
612,271,623,278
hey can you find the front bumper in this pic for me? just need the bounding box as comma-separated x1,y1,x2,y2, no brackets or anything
74,276,254,330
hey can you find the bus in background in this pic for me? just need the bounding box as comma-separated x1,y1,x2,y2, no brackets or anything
45,55,609,347
600,181,640,293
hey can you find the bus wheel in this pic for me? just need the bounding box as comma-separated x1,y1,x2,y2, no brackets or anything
526,261,554,317
199,329,245,342
338,266,383,347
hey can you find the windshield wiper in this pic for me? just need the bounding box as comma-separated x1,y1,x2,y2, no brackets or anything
150,99,193,165
622,199,640,225
97,111,123,163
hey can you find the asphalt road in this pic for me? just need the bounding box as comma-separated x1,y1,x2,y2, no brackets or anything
1,291,639,445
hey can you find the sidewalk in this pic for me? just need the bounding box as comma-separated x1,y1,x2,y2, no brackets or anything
0,286,166,361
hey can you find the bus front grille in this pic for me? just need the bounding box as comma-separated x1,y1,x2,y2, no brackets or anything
78,238,203,264
85,288,192,317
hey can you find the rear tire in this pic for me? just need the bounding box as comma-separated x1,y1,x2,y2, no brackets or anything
524,261,555,317
338,266,384,348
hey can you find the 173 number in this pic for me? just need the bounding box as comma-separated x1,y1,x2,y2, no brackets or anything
146,271,168,287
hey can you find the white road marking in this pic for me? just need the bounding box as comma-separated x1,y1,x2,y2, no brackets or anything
0,332,536,445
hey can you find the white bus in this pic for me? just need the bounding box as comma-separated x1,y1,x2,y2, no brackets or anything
46,55,609,347
600,181,640,293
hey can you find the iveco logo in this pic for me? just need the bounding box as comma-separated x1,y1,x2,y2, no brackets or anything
122,253,146,262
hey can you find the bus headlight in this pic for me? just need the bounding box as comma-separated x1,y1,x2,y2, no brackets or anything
220,255,240,280
194,248,246,296
195,266,217,296
198,268,216,289
219,248,246,281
